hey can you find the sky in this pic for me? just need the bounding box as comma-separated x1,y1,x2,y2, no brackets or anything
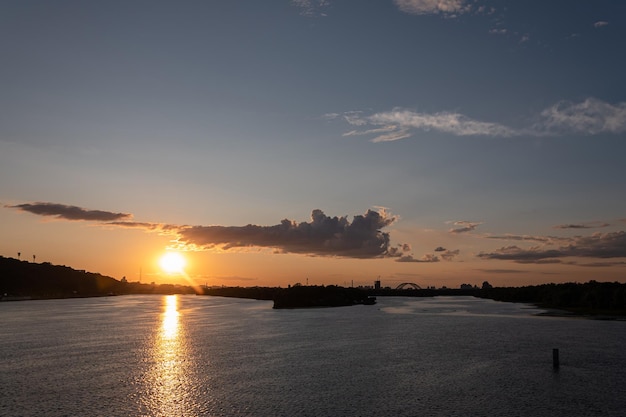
1,0,626,289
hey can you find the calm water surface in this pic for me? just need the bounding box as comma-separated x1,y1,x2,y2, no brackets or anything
1,295,624,416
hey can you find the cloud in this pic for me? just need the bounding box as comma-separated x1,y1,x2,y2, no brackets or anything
538,98,626,135
369,110,516,141
394,0,471,16
476,269,526,274
292,0,330,17
594,21,609,28
396,253,440,263
396,248,459,263
107,221,181,234
478,231,626,263
485,234,554,243
9,201,410,259
449,221,482,234
178,209,405,259
8,202,131,222
574,261,626,267
553,222,610,230
440,249,460,261
334,98,626,141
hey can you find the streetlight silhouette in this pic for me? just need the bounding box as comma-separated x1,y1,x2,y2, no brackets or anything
17,252,21,260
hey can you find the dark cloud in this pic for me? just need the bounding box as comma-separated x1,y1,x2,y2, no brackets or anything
178,209,404,259
9,202,131,222
485,234,559,244
440,249,460,261
475,269,526,274
512,259,563,265
553,222,610,229
478,231,626,263
434,246,446,252
10,202,410,260
449,221,482,234
396,248,459,263
574,261,626,267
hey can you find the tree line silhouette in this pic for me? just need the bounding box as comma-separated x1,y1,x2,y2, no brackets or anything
479,281,626,315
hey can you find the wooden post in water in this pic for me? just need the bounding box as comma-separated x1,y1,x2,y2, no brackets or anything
553,348,560,369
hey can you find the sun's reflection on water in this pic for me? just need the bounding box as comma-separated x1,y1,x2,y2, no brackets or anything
143,295,192,415
162,295,179,340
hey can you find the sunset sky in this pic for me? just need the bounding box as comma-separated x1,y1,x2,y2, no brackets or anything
2,0,625,289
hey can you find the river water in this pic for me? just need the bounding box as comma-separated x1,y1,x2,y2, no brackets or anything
1,295,624,416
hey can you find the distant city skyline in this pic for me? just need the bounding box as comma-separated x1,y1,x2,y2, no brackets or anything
1,0,625,288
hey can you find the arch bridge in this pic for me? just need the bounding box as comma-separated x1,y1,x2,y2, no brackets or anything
395,282,423,290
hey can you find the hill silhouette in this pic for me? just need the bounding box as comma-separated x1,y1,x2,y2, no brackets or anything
0,256,195,299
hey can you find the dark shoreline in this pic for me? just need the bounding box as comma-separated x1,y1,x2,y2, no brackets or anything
2,256,624,316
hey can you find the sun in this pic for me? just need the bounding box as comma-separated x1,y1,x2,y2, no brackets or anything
159,252,186,274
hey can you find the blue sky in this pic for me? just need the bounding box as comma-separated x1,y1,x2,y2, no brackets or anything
1,0,625,287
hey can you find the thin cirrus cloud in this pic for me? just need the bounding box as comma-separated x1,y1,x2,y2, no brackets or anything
291,0,329,17
553,222,610,230
593,21,609,28
395,248,459,263
333,98,626,142
449,221,482,234
537,98,626,135
393,0,471,16
484,234,564,244
478,231,626,263
8,202,409,260
8,202,132,222
396,253,440,263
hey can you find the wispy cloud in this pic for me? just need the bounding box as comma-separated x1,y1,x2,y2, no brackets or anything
475,268,526,274
107,221,181,233
331,98,626,142
394,0,471,17
396,253,440,263
537,98,626,135
553,222,610,230
449,221,482,234
8,202,132,222
370,110,516,141
291,0,330,17
440,249,460,261
478,231,626,263
395,247,459,263
484,234,555,243
593,21,609,28
575,261,626,267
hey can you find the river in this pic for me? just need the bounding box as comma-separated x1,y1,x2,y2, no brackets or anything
1,295,624,416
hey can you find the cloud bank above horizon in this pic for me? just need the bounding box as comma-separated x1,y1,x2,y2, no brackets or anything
8,202,411,260
8,201,626,266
